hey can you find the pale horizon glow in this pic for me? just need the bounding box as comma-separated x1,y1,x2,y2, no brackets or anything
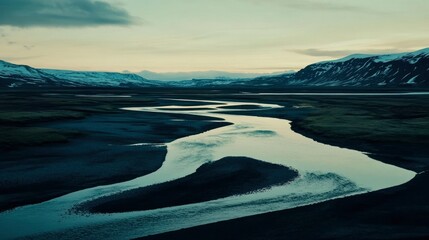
1,0,429,73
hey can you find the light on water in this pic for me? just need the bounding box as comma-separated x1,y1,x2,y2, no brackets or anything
0,99,415,240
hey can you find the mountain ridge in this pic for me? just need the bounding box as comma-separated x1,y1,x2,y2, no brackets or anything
1,48,428,88
253,48,429,87
0,60,162,88
134,70,292,81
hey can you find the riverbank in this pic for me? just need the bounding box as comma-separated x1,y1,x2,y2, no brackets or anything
142,171,429,240
201,93,429,171
137,93,429,240
79,156,298,213
0,91,229,212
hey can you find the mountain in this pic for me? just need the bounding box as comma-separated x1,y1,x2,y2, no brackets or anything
42,69,164,87
135,70,290,81
256,48,429,87
0,60,68,88
0,60,162,88
1,48,428,88
166,77,266,87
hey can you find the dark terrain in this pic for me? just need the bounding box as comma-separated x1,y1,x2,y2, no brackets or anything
80,156,298,213
1,88,428,240
0,89,229,212
142,172,429,240
138,90,429,240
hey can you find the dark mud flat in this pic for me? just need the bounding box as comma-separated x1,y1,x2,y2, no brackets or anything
141,172,429,240
81,157,298,213
0,92,229,212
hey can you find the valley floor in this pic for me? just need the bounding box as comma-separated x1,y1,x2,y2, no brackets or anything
140,90,429,240
1,88,428,239
0,90,229,211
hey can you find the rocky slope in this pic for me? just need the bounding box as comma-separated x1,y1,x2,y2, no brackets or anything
256,48,429,87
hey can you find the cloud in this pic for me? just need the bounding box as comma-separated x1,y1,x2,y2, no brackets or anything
0,0,136,27
293,48,401,57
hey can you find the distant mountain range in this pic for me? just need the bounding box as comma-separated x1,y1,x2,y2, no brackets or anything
0,60,162,88
1,48,428,88
134,70,289,81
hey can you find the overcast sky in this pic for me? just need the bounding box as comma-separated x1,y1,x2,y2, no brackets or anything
1,0,428,72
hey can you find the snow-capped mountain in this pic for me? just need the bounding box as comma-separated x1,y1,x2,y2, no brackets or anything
0,60,66,87
0,60,162,88
257,48,429,87
43,69,164,87
1,48,428,88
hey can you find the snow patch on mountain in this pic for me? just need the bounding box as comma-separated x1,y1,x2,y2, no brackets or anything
0,60,164,87
1,48,429,88
43,69,162,87
257,48,429,87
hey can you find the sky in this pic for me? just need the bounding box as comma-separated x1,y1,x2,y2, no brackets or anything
0,0,429,73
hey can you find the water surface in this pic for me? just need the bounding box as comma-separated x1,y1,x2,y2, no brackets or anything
0,99,415,239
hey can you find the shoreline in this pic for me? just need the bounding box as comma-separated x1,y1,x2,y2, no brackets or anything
141,171,429,240
78,156,299,214
0,101,230,212
137,95,429,240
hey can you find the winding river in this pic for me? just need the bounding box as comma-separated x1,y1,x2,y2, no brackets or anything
0,99,415,239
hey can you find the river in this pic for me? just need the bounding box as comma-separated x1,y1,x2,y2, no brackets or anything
0,99,415,239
